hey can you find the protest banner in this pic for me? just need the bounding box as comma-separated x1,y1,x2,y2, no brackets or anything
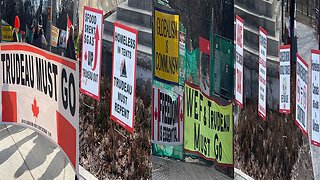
110,22,138,133
279,45,291,114
154,6,179,84
80,6,103,101
199,37,210,96
258,27,267,120
184,82,233,165
152,86,183,145
59,29,67,48
296,53,308,135
0,43,79,173
311,49,320,146
50,24,60,47
235,15,244,108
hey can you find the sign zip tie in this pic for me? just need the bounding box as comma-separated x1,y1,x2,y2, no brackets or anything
114,127,128,139
82,101,94,109
259,125,264,132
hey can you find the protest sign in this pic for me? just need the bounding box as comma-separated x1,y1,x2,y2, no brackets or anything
296,53,308,135
152,86,183,145
50,24,60,47
154,6,179,84
258,27,267,120
110,22,138,133
80,6,103,101
59,29,67,48
2,25,12,42
184,82,233,165
0,43,79,173
311,49,320,146
178,23,186,86
235,15,244,108
279,45,291,114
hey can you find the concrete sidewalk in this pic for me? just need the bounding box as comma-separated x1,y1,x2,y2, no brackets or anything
152,155,233,180
0,124,75,180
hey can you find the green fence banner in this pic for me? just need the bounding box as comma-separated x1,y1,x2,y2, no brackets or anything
210,34,234,100
185,48,199,86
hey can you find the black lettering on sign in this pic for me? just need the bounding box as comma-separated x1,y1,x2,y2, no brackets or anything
194,90,199,120
155,52,178,74
313,120,319,132
85,13,97,24
115,102,129,119
61,68,76,116
214,134,223,161
156,16,177,39
186,86,194,118
115,32,136,49
0,53,36,87
193,122,210,156
160,126,178,142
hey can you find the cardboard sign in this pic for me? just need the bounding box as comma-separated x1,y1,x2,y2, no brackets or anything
80,6,103,101
110,22,138,133
258,27,267,120
154,7,179,84
50,24,60,47
0,43,79,173
235,15,244,108
279,45,291,114
311,49,320,146
152,86,183,145
296,53,308,135
184,82,233,165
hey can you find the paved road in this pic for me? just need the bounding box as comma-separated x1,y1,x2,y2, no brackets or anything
0,124,75,180
152,155,232,180
296,21,320,180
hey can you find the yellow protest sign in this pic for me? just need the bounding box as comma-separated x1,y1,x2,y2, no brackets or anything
2,26,12,42
154,7,179,84
184,82,233,165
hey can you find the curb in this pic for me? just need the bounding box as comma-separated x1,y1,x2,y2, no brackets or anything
234,168,254,180
79,165,98,180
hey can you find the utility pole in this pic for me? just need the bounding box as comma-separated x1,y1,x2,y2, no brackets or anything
290,0,297,64
282,0,284,43
73,0,78,26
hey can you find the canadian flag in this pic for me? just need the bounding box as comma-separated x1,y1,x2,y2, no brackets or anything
66,14,73,44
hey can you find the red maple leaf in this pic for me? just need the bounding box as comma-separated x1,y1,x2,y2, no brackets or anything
31,98,39,118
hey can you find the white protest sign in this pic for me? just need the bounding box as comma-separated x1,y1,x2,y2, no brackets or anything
279,45,291,114
235,15,244,108
0,43,79,173
152,86,183,145
80,6,103,101
110,22,138,133
59,29,67,48
296,53,308,135
258,27,267,120
311,49,320,146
